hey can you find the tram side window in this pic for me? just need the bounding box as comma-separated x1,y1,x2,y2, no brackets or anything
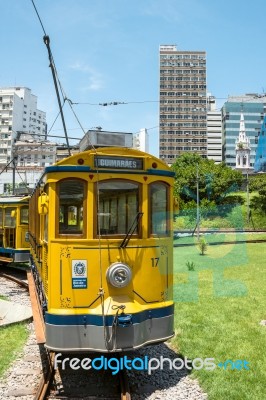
58,179,86,236
97,180,139,236
20,206,29,225
0,209,3,246
149,182,169,236
44,185,49,242
5,208,16,227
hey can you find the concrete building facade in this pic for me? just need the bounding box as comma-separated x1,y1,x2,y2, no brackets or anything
207,95,222,163
14,133,57,168
159,45,207,164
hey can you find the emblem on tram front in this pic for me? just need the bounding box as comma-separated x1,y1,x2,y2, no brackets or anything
72,260,87,289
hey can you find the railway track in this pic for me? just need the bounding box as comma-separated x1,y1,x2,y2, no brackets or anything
0,270,29,289
0,266,132,399
119,369,131,400
36,352,131,400
26,268,132,400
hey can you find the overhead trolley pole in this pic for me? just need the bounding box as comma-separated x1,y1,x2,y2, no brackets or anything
43,35,71,156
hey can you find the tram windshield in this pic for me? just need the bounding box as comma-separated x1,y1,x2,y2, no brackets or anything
149,182,170,236
20,206,29,225
97,180,140,236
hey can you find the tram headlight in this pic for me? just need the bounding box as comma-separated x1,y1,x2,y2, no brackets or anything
106,262,132,288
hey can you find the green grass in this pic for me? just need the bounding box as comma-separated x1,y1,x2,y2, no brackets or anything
170,242,266,400
174,232,266,246
0,322,29,378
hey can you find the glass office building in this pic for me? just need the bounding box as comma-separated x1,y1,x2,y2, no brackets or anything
222,95,265,168
254,114,266,172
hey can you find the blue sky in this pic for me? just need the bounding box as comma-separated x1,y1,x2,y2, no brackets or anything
1,0,266,156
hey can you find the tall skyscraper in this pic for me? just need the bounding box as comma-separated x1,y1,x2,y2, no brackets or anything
159,45,207,164
0,87,47,167
222,94,266,168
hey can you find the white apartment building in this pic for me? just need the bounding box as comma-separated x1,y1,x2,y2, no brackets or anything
133,128,149,152
0,87,47,167
207,95,222,163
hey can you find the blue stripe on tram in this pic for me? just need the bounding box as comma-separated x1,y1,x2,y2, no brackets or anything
45,304,174,327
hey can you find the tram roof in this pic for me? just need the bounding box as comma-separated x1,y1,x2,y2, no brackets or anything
0,196,29,204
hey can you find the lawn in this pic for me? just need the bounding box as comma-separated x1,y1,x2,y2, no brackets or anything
170,241,266,399
174,232,266,246
0,322,29,378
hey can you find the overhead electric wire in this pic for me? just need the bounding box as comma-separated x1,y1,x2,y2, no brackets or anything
47,103,65,135
65,98,87,136
71,100,159,106
70,93,266,108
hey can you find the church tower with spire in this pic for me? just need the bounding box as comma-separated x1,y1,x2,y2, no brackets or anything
235,113,251,170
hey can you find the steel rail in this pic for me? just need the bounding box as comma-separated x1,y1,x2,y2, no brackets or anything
119,369,131,400
0,272,29,289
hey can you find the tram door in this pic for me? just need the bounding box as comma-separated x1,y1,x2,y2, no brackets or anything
4,207,16,248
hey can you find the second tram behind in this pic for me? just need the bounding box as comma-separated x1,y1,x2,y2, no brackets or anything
0,196,30,264
29,147,175,352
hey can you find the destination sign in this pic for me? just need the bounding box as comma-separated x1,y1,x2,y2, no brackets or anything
94,156,143,170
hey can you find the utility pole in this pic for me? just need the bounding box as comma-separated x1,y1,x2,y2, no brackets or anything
12,156,17,195
196,163,200,240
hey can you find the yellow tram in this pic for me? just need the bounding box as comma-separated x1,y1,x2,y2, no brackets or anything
29,147,175,352
0,196,30,263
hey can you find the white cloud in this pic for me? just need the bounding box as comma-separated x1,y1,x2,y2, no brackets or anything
69,62,104,91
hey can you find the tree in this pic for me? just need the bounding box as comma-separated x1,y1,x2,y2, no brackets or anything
249,174,266,213
171,153,244,207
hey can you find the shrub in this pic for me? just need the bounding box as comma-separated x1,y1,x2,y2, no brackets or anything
186,261,196,271
198,236,208,255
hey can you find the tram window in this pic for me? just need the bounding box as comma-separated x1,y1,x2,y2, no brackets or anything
58,179,86,236
4,208,16,227
149,182,169,236
44,185,49,242
20,206,29,224
97,180,140,236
